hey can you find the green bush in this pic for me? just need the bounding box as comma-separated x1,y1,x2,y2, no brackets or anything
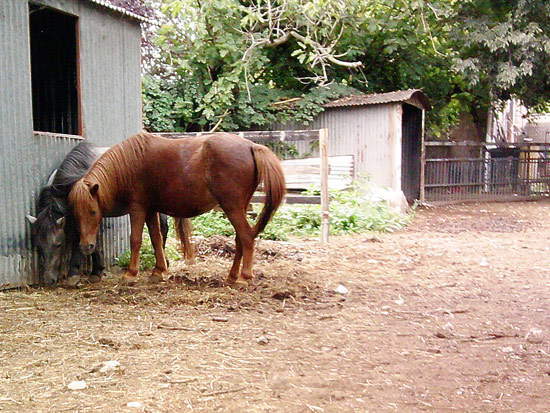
189,185,410,240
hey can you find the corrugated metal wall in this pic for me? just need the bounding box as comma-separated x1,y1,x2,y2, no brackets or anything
273,104,401,189
0,0,140,288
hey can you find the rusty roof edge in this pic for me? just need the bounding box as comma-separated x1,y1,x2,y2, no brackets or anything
323,89,430,110
86,0,150,23
405,90,431,110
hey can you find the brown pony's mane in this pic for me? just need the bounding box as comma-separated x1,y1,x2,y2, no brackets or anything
69,132,154,211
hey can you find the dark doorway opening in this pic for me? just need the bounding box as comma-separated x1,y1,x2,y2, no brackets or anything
29,4,80,135
401,104,422,202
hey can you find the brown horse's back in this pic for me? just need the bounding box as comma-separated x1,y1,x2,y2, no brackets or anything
141,133,260,218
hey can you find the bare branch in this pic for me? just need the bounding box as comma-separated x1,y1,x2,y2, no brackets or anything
209,108,230,133
289,31,363,68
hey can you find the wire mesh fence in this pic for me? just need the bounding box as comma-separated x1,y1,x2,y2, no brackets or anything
424,145,550,203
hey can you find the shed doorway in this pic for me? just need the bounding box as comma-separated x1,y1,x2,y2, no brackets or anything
29,4,80,135
401,104,422,202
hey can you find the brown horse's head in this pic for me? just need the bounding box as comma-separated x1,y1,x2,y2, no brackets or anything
69,180,102,255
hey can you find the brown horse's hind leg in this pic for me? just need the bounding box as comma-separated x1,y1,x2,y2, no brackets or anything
227,237,243,284
122,208,146,283
223,208,256,286
146,212,168,283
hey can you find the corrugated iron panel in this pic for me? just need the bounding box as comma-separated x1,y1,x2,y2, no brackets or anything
1,0,36,288
273,104,397,188
1,0,141,288
79,3,142,143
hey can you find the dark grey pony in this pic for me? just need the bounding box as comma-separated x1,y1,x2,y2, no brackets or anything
26,142,169,286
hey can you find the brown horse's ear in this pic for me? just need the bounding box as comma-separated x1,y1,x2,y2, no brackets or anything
89,183,99,196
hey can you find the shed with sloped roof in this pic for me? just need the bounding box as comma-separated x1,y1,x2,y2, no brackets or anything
275,89,429,202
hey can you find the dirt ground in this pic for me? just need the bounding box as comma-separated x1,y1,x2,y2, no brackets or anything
1,201,549,412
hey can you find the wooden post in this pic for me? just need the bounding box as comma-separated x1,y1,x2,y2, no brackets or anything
420,109,426,202
319,128,330,243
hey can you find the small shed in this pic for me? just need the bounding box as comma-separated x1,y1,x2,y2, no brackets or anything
276,89,429,202
0,0,145,288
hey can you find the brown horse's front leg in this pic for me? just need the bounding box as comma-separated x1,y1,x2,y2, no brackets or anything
122,209,146,283
146,212,168,283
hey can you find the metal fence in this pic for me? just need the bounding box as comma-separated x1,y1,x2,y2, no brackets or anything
423,143,550,203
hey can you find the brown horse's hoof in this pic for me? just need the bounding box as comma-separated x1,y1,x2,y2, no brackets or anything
229,279,249,290
240,272,253,280
121,271,138,285
149,268,166,284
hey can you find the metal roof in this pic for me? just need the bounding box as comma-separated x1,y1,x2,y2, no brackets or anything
86,0,149,22
324,89,430,110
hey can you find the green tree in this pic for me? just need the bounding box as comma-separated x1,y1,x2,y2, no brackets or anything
142,0,549,137
144,0,364,132
451,0,549,109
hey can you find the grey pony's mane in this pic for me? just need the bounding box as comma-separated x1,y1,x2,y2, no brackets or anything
34,142,100,235
49,142,100,198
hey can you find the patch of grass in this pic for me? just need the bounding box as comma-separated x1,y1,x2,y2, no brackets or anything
116,231,182,271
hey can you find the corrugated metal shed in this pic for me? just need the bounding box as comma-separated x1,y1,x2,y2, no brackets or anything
273,89,429,202
0,0,141,288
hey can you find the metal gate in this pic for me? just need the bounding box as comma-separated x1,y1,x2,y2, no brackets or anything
422,142,550,203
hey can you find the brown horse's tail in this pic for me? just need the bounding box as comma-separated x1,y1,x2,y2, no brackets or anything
174,217,195,264
251,144,286,236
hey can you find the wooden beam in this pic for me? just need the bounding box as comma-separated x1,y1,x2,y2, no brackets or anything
420,109,426,202
251,194,321,205
319,128,330,244
157,130,322,142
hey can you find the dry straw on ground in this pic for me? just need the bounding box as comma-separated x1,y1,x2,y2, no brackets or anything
1,201,549,412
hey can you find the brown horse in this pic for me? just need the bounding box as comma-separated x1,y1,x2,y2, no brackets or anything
68,132,285,285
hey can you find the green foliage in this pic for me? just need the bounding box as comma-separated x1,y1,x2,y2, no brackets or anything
116,230,181,271
450,0,550,107
143,0,548,140
191,211,235,237
143,0,364,132
266,191,409,237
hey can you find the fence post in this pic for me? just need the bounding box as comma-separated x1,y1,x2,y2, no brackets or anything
420,109,426,202
319,128,330,244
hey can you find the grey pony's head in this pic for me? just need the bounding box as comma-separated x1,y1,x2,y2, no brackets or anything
27,142,100,285
26,210,66,285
